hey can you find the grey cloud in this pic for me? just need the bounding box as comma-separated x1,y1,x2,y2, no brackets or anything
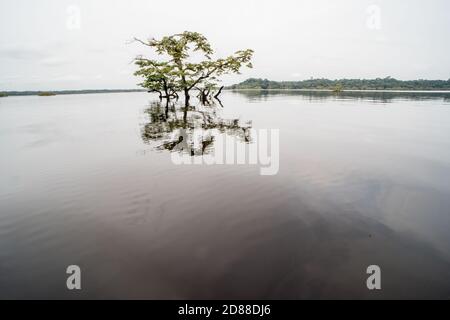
1,0,449,91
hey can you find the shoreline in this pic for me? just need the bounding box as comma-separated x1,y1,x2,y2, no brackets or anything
2,88,450,98
226,88,450,94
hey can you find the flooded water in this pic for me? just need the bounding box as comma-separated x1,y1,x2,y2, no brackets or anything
1,90,450,299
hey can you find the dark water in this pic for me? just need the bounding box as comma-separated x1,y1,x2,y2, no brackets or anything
1,90,450,299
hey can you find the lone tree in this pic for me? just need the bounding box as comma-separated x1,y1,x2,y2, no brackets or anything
134,31,253,106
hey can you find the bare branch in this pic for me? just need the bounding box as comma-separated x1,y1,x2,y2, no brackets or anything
214,86,224,99
133,37,152,47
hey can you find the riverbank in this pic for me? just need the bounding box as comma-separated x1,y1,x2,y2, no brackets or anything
227,88,450,94
0,89,145,97
2,88,450,98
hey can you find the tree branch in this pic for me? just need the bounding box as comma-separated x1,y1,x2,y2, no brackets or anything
133,37,152,47
214,86,224,99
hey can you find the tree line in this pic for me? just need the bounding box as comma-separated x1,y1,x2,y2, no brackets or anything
0,89,145,97
230,77,450,91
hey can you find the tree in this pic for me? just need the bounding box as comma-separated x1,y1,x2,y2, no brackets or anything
332,83,343,93
134,31,253,107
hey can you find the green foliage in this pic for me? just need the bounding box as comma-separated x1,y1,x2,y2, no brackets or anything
148,31,213,61
134,31,253,103
231,77,450,91
0,92,8,97
134,59,179,97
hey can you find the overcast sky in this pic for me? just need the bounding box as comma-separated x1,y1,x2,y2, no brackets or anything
1,0,449,91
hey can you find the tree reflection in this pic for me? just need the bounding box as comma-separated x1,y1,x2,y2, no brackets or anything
141,99,252,156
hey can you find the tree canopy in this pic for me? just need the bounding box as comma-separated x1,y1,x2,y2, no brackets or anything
134,60,179,99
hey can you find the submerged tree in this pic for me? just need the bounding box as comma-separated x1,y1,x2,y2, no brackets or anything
195,78,221,105
134,31,253,106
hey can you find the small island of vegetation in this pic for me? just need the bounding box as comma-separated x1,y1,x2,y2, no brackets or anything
0,92,8,98
37,92,57,96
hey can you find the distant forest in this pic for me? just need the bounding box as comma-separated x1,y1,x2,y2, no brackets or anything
3,77,450,97
0,89,144,97
229,77,450,91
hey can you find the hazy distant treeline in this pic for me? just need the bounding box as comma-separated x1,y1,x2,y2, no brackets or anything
230,77,450,91
0,89,145,97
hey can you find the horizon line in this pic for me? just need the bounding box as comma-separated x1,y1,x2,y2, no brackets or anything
2,77,450,94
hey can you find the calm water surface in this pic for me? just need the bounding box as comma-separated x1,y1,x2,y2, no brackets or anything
1,91,450,299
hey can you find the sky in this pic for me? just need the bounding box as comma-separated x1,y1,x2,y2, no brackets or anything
1,0,449,91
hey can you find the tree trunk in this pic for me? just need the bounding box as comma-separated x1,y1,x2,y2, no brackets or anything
204,88,210,104
184,88,190,108
163,80,170,102
164,99,169,119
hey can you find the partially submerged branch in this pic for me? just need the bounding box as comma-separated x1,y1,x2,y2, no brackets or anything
214,86,224,99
